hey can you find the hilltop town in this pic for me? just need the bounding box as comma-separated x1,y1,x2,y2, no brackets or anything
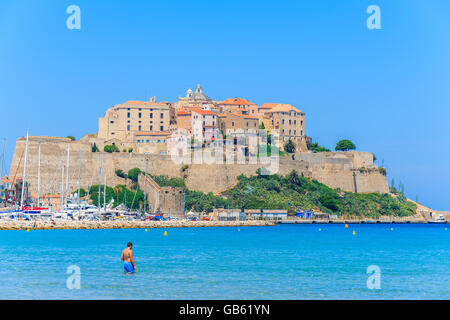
3,84,442,222
84,84,308,155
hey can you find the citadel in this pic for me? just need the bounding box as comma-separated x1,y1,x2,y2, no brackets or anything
3,85,389,216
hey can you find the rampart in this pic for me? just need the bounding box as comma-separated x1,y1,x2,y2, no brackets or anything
8,136,389,197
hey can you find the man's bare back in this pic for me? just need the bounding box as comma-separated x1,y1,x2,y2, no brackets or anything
121,248,132,262
121,242,137,273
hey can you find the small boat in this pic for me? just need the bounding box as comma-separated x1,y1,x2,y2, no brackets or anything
428,214,447,224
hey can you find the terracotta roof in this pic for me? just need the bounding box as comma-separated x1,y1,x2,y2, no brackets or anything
267,104,303,113
123,101,165,106
259,103,279,110
134,131,171,136
177,110,191,116
219,98,256,106
191,108,216,116
229,112,259,120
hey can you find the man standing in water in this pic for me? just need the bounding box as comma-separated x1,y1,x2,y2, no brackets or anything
121,242,137,274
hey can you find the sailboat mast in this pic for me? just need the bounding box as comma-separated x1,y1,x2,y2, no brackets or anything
0,138,5,178
98,152,102,213
78,149,81,205
65,143,70,206
144,157,147,214
20,130,29,209
103,175,106,212
60,164,64,211
37,144,41,207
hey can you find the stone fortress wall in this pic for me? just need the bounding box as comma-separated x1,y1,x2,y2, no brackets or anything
8,136,389,198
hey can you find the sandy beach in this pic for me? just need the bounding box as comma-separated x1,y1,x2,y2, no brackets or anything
0,219,276,231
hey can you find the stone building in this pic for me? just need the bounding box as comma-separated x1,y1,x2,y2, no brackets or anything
138,174,185,218
258,103,307,152
216,98,258,116
217,112,259,133
174,84,214,109
191,109,217,144
134,131,171,155
97,100,170,143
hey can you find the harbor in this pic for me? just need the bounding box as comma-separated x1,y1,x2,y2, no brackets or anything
0,219,275,231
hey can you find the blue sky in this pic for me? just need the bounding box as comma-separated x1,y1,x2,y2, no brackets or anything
0,0,449,210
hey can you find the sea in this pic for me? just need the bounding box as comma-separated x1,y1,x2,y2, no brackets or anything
0,224,448,299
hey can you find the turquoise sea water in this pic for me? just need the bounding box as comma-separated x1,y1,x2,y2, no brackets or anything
0,224,449,299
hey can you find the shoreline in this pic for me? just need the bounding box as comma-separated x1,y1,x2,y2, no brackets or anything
0,220,276,231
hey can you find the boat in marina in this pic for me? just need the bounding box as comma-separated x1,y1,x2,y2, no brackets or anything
428,214,447,224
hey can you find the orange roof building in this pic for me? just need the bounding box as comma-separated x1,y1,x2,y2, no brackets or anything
216,98,258,116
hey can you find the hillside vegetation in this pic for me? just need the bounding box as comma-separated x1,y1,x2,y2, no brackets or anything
183,170,417,218
104,168,417,218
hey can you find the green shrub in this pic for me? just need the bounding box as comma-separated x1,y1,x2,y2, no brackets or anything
104,144,119,153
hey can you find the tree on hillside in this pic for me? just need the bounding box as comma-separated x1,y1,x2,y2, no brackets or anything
335,139,356,151
91,143,99,152
310,142,330,153
67,136,76,141
115,169,127,179
127,168,142,183
104,144,119,153
284,139,296,153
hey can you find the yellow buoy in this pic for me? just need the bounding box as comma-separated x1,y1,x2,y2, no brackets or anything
164,231,167,236
390,228,394,231
238,229,240,231
26,229,30,232
145,229,148,232
345,224,348,228
352,230,356,235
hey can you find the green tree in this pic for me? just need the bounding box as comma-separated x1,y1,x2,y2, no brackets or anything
104,144,119,153
115,169,127,179
335,139,356,151
128,147,133,153
284,139,296,153
67,136,76,141
310,142,330,153
127,168,142,183
91,143,99,152
259,122,265,130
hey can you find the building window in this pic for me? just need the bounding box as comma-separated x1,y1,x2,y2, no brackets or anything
232,122,235,126
150,113,153,118
294,130,296,135
294,120,297,125
127,125,130,131
110,121,114,124
139,113,142,118
138,125,142,131
160,126,164,131
282,119,285,124
127,112,130,118
161,113,164,119
150,125,153,131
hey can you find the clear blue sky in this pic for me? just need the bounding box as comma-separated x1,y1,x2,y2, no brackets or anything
0,0,449,210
